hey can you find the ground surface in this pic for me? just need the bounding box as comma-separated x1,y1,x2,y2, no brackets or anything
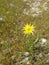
0,0,49,65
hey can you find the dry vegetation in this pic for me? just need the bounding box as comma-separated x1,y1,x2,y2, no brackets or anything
0,0,49,65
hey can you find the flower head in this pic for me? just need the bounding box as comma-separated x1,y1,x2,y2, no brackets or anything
23,24,35,34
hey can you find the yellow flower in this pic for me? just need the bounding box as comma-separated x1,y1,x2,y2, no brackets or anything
23,24,35,34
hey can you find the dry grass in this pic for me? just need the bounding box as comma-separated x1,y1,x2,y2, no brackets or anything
0,0,49,65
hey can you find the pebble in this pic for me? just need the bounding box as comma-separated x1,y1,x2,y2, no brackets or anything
40,38,47,44
20,57,29,63
24,52,29,56
0,17,3,21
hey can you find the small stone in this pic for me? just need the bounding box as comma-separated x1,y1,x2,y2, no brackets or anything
20,57,29,63
0,17,3,21
24,52,29,56
40,38,47,44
